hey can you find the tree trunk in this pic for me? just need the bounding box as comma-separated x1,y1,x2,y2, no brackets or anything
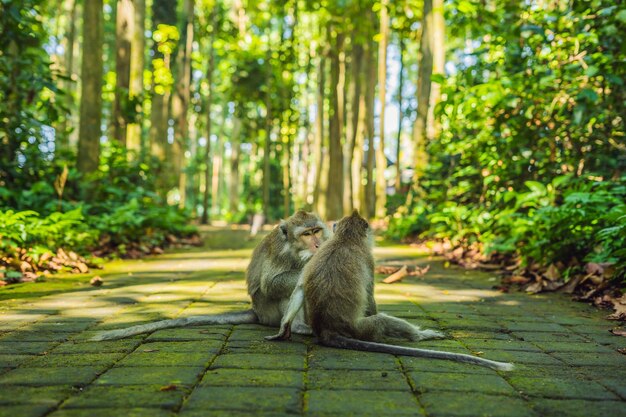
201,6,217,225
312,33,327,219
395,37,405,194
375,0,389,218
345,41,363,214
229,117,241,214
149,0,177,192
410,0,435,193
77,0,103,174
363,38,377,218
58,0,77,152
113,0,134,145
427,0,445,142
326,24,344,220
127,0,146,155
263,43,272,220
171,0,195,208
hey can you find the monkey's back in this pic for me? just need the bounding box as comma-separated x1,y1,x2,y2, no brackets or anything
303,237,373,339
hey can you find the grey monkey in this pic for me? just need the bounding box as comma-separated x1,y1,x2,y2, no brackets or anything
91,210,329,341
267,210,514,372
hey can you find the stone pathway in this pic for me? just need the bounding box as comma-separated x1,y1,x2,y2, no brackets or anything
0,227,625,417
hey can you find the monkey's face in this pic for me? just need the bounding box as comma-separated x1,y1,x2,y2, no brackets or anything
279,211,329,261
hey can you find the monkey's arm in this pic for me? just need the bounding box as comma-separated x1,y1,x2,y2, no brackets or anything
365,272,377,316
265,279,305,341
261,269,301,300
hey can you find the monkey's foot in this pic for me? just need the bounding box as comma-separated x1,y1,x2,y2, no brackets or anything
413,329,446,341
265,325,291,341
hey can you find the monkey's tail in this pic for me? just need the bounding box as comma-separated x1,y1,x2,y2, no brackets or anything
90,309,258,341
325,335,514,371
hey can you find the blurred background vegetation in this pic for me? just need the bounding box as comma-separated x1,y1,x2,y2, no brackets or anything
0,0,624,291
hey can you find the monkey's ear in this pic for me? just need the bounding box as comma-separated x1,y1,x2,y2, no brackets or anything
351,209,360,217
279,221,289,238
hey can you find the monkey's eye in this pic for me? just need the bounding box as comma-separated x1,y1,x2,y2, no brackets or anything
302,231,311,237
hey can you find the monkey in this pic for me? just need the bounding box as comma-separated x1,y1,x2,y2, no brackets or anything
266,210,514,372
91,210,330,341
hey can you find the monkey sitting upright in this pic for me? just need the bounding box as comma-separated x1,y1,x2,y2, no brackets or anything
91,210,330,341
268,210,514,371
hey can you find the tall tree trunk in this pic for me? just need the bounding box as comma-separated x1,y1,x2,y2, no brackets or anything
427,0,445,142
326,24,344,220
172,0,195,208
113,0,134,145
344,42,363,214
283,122,291,218
229,117,241,214
375,0,389,218
149,0,177,192
211,111,226,218
312,32,327,219
263,42,272,220
127,0,146,155
77,0,103,174
58,0,77,152
410,0,435,195
395,37,405,194
201,6,217,225
363,39,377,218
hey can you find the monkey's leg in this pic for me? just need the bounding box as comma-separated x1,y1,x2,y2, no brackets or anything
265,284,305,341
324,335,514,371
91,309,258,341
356,313,444,342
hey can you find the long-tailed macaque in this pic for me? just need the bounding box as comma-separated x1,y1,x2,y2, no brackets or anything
91,211,329,341
267,211,514,372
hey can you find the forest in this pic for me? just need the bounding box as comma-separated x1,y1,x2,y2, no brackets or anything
0,0,624,299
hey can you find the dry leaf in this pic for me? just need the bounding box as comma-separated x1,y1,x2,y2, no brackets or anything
618,348,626,355
382,265,408,284
544,264,560,281
160,384,177,391
507,275,530,284
525,281,543,294
609,328,626,337
90,276,103,287
409,265,430,277
142,349,159,352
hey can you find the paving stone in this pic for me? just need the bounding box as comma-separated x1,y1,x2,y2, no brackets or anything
419,391,534,417
308,348,399,371
530,340,615,353
408,371,517,395
211,353,305,370
183,386,301,412
0,367,103,386
462,338,544,352
200,368,303,388
0,405,54,417
529,399,626,417
507,375,619,400
0,341,59,355
399,356,499,375
0,353,36,367
26,319,98,333
49,409,176,417
179,411,288,417
548,351,626,366
116,351,214,367
512,331,587,343
95,366,203,386
306,389,422,416
476,349,565,365
308,369,408,391
0,385,73,405
597,378,626,400
145,328,229,342
138,340,223,352
62,384,187,409
226,339,309,355
23,353,126,367
501,322,569,332
52,339,141,353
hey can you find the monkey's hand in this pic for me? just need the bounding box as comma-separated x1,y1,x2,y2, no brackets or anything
265,322,292,341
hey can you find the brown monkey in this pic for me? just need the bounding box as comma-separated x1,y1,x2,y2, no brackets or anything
91,211,329,341
268,211,514,371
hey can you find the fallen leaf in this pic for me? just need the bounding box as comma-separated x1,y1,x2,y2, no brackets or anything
90,276,103,287
544,264,560,281
585,262,604,275
409,265,430,277
382,265,408,284
0,280,6,287
142,349,159,353
618,348,626,355
160,384,177,391
525,281,543,294
609,328,626,337
507,275,530,285
473,351,484,356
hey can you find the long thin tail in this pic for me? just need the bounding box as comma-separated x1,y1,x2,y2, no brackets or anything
90,309,258,341
325,335,514,371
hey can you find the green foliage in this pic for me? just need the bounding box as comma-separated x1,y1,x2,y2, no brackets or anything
390,1,626,283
